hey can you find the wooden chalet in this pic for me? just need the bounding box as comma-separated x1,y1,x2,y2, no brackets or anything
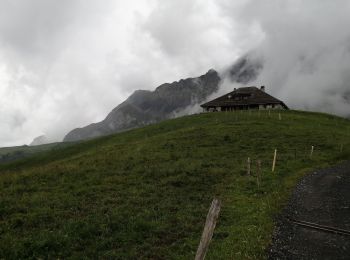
201,86,288,112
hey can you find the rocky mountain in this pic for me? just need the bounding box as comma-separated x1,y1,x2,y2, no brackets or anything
30,135,50,146
63,70,220,142
63,56,262,142
227,56,263,83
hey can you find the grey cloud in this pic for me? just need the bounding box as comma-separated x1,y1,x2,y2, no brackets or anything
215,0,350,116
258,0,350,116
144,1,207,56
1,0,350,147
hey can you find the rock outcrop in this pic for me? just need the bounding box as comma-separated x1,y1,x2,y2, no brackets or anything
63,55,262,142
30,135,50,146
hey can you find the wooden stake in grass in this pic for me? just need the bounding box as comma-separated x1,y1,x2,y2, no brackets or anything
272,149,277,172
195,198,221,260
278,113,282,121
310,145,314,159
268,109,271,117
247,157,251,176
256,160,262,188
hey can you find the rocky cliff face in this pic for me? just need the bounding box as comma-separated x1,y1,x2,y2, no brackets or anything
227,56,263,84
63,56,262,142
30,135,49,146
63,69,221,142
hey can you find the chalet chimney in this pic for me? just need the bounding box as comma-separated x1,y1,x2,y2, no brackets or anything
260,86,265,92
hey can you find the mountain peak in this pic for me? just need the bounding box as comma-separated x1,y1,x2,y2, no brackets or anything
63,70,221,142
30,135,49,146
63,57,261,142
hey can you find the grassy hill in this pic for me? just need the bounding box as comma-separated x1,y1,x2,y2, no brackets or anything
0,142,73,164
0,110,349,259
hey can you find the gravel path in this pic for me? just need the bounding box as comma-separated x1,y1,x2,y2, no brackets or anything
269,161,350,259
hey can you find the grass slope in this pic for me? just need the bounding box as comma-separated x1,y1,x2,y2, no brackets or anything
0,142,73,164
0,110,349,259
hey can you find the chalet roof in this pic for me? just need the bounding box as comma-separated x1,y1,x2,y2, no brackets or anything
201,86,288,109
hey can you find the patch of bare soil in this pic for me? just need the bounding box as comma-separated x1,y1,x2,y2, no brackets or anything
269,161,350,259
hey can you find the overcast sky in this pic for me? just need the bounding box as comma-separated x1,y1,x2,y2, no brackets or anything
0,0,349,147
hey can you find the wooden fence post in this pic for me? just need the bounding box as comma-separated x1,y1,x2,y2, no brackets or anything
257,160,261,188
247,157,251,176
195,198,221,260
272,149,277,172
310,146,314,159
278,113,282,121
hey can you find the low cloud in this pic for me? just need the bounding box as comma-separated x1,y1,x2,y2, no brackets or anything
240,0,350,116
0,0,349,146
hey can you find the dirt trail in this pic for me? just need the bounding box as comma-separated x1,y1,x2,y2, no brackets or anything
269,161,350,259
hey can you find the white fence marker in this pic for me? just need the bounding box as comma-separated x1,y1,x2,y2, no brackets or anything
272,149,277,172
310,146,314,158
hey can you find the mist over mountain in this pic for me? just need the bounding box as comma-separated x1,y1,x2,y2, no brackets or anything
64,70,220,142
30,135,50,146
63,55,263,142
1,1,350,147
60,0,350,143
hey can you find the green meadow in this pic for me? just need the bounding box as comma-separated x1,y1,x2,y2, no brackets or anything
1,110,349,259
